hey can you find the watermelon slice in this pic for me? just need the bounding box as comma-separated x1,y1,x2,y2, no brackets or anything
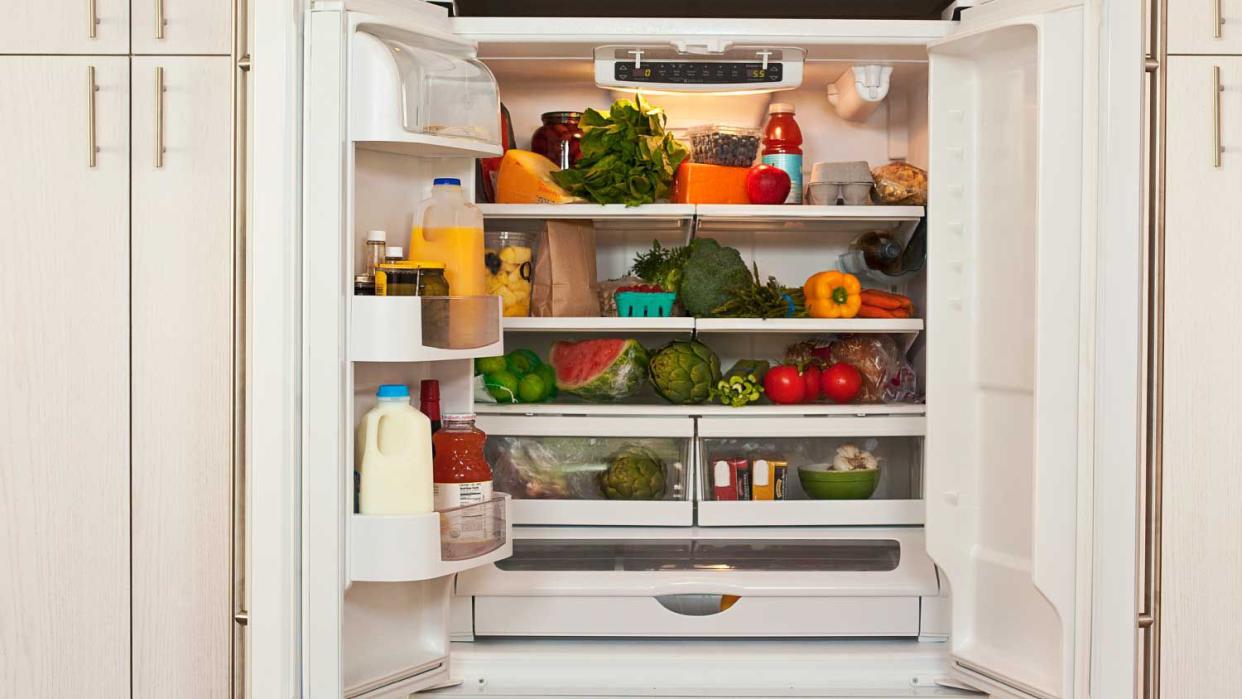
549,338,650,402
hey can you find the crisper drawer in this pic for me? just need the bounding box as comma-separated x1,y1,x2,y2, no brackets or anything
696,416,925,527
477,416,694,526
456,527,939,599
471,595,921,638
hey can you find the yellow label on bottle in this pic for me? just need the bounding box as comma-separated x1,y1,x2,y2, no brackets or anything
375,270,387,296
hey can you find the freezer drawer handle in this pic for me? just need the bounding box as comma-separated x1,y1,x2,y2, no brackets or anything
155,66,166,168
655,594,739,616
88,0,98,38
1214,0,1225,39
156,0,166,39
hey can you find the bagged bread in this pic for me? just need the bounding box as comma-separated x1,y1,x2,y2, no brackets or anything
531,220,601,317
828,334,903,403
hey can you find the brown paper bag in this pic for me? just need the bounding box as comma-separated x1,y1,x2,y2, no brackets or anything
531,220,600,317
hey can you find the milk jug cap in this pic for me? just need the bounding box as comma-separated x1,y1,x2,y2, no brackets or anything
433,177,462,186
376,384,410,399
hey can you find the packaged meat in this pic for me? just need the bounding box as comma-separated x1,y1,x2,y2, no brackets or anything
871,162,928,205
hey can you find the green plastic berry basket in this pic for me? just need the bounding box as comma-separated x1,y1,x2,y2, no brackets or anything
615,291,677,318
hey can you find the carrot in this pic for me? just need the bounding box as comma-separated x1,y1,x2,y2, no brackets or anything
860,289,913,311
858,305,900,318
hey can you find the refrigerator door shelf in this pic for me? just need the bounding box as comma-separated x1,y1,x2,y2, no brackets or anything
350,295,503,363
350,494,513,583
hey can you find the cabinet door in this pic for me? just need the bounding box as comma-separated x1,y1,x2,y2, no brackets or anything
1168,0,1242,55
1160,55,1242,699
0,0,129,54
0,56,129,696
131,56,234,699
131,0,231,55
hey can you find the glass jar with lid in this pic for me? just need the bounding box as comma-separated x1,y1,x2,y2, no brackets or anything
375,260,451,297
530,111,583,169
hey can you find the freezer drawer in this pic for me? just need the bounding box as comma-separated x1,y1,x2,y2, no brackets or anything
478,415,695,526
456,527,939,598
696,416,925,527
471,595,922,638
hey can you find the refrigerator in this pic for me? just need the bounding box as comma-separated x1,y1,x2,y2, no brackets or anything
292,0,1141,696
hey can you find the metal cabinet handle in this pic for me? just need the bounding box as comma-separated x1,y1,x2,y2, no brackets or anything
1214,66,1223,168
156,0,165,39
156,67,166,168
88,66,99,168
88,0,98,38
1215,0,1225,39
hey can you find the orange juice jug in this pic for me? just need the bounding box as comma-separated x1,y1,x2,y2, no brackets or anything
410,178,485,295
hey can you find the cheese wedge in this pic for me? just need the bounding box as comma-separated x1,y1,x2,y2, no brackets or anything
495,150,582,204
671,162,751,204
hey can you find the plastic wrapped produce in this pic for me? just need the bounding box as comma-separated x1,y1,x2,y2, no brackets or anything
827,334,904,403
488,436,684,500
871,162,928,205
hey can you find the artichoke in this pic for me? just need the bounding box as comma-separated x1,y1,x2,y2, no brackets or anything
648,340,721,405
600,447,667,500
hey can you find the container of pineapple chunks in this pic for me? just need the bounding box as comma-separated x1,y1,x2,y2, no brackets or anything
483,231,537,317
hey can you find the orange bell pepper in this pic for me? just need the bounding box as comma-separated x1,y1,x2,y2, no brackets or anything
804,271,862,319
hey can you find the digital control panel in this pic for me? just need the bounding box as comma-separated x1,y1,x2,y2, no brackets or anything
614,61,784,85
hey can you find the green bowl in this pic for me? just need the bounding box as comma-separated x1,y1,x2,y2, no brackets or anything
797,465,880,500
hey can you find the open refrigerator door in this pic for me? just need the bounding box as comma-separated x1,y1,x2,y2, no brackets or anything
303,1,512,697
925,0,1090,697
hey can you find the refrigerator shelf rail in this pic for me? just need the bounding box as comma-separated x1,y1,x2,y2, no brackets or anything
501,316,924,334
475,401,925,418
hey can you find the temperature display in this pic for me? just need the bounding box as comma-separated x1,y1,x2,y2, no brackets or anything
614,61,783,84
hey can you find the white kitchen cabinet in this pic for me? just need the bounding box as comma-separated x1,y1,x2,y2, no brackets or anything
131,0,232,55
130,55,234,699
1168,0,1242,55
0,0,130,54
0,56,130,696
1159,55,1242,699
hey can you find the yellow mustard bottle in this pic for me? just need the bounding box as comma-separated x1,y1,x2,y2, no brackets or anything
410,177,485,296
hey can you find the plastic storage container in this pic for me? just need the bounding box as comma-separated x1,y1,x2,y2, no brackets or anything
484,231,536,317
686,125,761,167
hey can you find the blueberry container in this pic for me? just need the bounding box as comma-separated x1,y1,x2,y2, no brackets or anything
685,125,762,167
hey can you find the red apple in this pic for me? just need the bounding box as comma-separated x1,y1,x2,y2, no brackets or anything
745,164,792,205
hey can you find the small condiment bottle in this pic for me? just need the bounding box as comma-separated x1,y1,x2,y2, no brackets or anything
364,230,387,276
385,245,404,263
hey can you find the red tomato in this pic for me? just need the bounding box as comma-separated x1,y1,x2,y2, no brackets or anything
764,364,806,404
821,363,862,403
802,364,822,402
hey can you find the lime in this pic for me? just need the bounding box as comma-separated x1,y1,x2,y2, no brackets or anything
483,370,520,403
517,373,549,403
534,364,558,399
505,348,542,377
475,355,507,376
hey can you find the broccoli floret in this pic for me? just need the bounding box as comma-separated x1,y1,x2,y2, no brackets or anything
678,238,753,317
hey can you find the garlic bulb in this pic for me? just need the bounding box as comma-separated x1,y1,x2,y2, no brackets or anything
831,444,879,471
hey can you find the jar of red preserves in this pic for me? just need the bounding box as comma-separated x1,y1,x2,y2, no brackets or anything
530,111,583,169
